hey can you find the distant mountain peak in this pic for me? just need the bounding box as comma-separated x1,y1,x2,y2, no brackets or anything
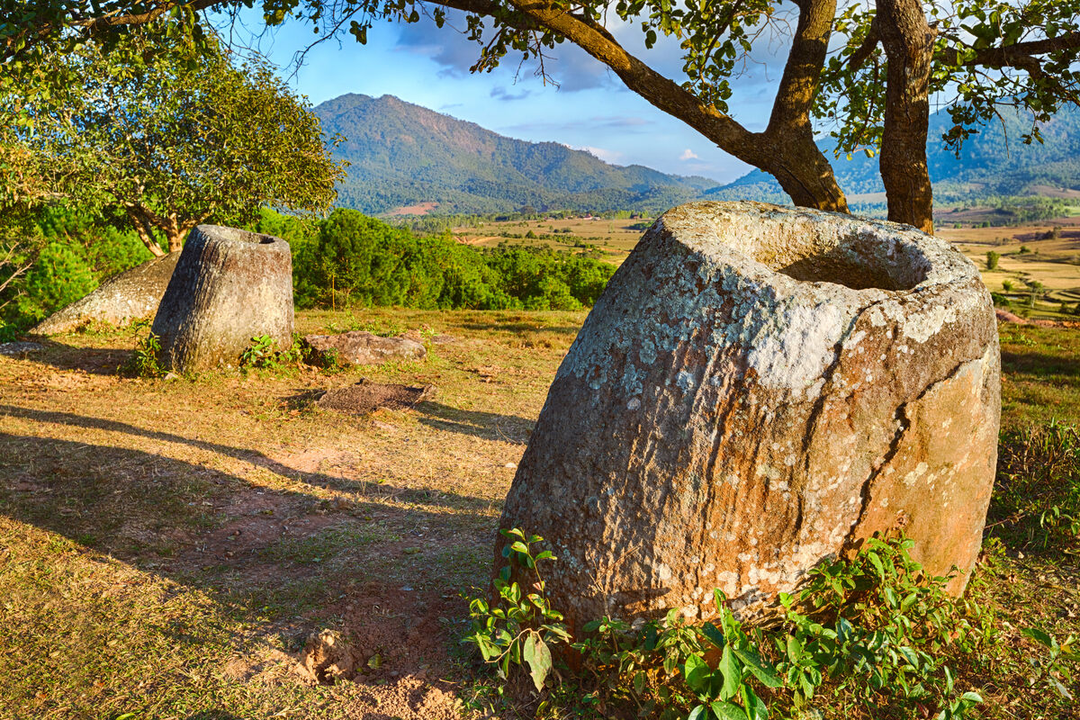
314,93,719,216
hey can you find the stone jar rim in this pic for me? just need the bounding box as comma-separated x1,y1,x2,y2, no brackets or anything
193,224,290,252
655,201,980,301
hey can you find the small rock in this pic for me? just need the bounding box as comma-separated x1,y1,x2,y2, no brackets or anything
163,372,180,381
303,331,426,366
0,342,44,357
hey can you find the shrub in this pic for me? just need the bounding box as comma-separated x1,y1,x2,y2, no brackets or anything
986,251,1000,271
465,530,1075,720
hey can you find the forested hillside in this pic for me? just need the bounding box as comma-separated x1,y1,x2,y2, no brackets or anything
707,104,1080,203
314,94,718,215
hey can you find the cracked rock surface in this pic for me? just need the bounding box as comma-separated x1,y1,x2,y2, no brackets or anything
152,225,294,372
500,201,1000,630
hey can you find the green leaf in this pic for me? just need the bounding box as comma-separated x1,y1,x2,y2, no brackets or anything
741,684,768,720
786,634,803,662
718,646,741,701
702,622,726,649
733,648,782,688
687,705,708,720
684,653,711,693
1022,627,1054,648
710,701,747,720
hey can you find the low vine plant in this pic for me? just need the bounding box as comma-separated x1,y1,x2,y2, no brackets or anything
464,532,1076,719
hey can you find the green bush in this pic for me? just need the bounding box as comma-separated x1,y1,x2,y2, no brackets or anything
284,209,615,312
465,531,1076,720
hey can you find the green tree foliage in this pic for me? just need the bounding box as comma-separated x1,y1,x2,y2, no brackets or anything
259,209,617,311
0,206,152,333
4,0,1078,235
2,23,344,256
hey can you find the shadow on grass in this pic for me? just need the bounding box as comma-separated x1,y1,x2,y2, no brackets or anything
0,403,497,512
1001,350,1080,379
457,321,581,336
415,401,534,444
18,337,134,375
0,429,498,613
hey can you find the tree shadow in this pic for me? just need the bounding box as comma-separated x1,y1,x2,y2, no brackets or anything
457,321,581,336
14,336,134,375
0,403,495,512
1001,350,1080,379
415,401,534,444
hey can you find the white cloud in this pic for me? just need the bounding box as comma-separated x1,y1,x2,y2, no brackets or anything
576,146,625,164
680,148,700,161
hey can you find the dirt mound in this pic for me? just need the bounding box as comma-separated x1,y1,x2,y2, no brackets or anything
317,379,435,415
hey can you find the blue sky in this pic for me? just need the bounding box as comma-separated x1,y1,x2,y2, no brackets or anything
231,12,795,184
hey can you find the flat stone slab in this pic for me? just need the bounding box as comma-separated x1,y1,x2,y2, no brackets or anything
303,331,426,366
317,379,435,415
0,342,45,357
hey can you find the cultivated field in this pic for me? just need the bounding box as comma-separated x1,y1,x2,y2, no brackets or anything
455,213,1080,320
0,310,1077,718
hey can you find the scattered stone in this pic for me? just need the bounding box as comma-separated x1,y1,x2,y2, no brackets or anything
500,201,1000,631
303,331,426,366
152,225,294,372
317,378,435,415
30,253,180,335
0,341,44,357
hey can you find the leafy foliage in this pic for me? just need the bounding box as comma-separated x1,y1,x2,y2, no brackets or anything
268,208,617,312
3,22,343,253
120,321,164,378
462,529,571,693
465,531,1076,720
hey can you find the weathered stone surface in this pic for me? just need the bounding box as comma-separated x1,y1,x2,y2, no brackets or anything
30,252,180,335
303,331,426,366
317,378,435,415
152,225,293,372
0,341,45,356
499,201,1000,632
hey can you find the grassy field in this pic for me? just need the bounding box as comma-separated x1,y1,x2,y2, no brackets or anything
0,309,1077,719
453,213,1080,320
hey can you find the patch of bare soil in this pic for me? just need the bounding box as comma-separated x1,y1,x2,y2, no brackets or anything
384,202,440,217
318,379,436,415
294,582,471,720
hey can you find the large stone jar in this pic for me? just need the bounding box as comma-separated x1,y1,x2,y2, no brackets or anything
152,225,293,372
500,201,1000,632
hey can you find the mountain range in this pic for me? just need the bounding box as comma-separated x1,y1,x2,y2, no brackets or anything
315,93,1080,216
314,94,718,216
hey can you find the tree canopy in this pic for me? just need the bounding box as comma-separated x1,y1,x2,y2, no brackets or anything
3,0,1078,233
2,24,344,255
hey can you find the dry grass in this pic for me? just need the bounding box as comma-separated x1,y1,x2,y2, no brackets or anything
0,308,582,719
0,309,1077,719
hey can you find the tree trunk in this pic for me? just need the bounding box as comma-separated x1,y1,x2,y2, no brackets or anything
151,224,294,372
877,0,936,233
127,207,166,257
761,0,850,214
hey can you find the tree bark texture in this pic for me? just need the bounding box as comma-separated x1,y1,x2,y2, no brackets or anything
151,225,294,372
500,202,999,633
877,0,936,233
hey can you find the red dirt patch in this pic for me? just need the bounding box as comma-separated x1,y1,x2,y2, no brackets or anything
384,202,439,217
